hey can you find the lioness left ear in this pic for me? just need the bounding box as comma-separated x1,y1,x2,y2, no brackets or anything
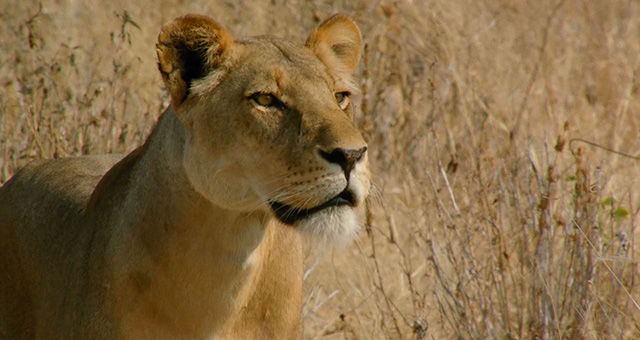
306,14,362,74
156,14,234,108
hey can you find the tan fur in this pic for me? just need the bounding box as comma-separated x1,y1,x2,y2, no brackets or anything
0,14,369,340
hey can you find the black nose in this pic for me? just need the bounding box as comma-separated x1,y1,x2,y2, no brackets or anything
318,146,367,178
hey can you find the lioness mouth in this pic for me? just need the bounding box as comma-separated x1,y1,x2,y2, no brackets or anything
270,189,355,225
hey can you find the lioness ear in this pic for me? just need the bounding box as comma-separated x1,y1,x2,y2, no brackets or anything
306,14,362,74
156,14,233,107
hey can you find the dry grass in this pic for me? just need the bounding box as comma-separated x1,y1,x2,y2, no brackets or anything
2,0,640,339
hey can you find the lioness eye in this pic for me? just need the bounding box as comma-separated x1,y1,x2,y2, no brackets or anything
335,92,350,109
253,93,274,107
249,93,286,110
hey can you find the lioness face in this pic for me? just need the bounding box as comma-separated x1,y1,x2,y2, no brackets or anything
157,15,369,242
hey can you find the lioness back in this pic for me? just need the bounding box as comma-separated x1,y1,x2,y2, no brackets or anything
0,13,369,340
0,155,121,338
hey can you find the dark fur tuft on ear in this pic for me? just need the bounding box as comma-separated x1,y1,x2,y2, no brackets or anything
156,14,233,107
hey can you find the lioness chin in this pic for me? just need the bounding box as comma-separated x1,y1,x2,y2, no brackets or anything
0,13,369,340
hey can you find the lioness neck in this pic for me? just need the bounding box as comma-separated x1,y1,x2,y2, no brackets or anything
93,108,275,338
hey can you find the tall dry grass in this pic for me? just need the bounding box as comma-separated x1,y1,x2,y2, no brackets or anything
1,0,640,339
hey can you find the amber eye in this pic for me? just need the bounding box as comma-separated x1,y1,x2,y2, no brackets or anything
252,93,274,107
335,92,350,109
250,93,287,110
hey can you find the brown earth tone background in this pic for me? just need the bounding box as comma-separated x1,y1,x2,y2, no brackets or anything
2,0,640,338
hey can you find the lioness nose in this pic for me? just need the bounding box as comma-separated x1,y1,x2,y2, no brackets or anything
319,146,367,178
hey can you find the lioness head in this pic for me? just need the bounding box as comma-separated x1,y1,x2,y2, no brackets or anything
156,14,370,243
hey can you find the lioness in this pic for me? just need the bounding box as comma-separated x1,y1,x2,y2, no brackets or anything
0,14,369,339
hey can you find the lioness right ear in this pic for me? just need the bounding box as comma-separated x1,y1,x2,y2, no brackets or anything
156,14,233,108
306,14,362,74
